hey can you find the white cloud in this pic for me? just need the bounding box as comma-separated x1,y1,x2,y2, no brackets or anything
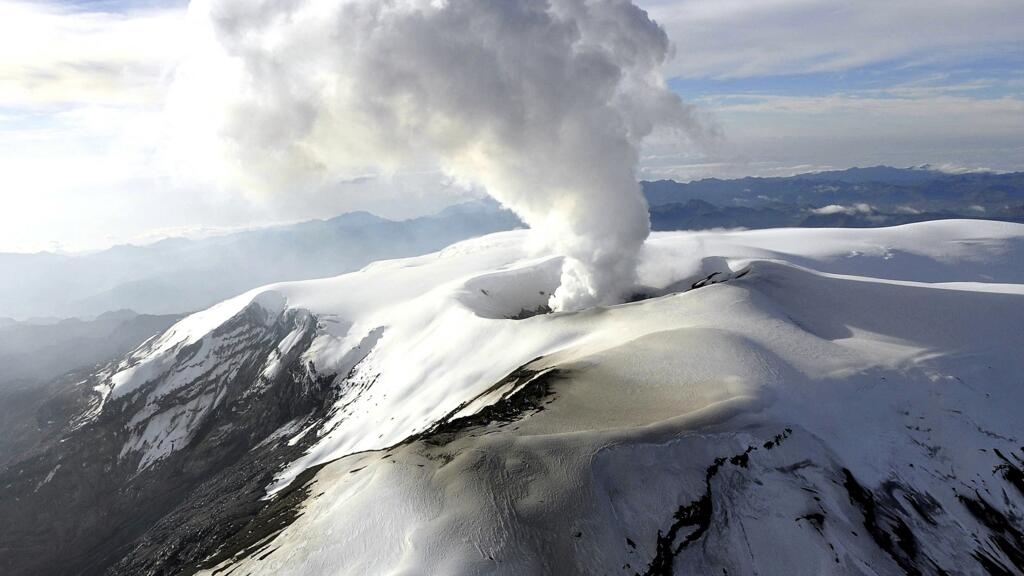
638,0,1024,78
1,0,1022,254
710,92,1024,151
0,1,483,253
928,163,1000,175
166,0,706,310
633,0,1024,182
810,203,873,216
0,2,187,252
636,91,1024,182
0,2,185,108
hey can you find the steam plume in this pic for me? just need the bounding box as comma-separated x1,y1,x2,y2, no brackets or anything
168,0,706,311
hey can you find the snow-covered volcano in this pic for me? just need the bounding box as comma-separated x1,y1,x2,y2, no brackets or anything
4,221,1024,575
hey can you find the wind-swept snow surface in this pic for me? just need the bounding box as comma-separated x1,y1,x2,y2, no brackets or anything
86,221,1024,574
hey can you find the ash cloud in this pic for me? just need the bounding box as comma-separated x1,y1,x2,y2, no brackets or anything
168,0,709,311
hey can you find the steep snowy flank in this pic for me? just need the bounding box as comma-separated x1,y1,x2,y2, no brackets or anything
74,220,1024,574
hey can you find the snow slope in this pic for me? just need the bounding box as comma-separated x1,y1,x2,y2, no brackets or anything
92,220,1024,575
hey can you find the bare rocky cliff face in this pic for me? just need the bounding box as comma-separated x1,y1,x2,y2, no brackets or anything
0,302,334,575
0,311,182,468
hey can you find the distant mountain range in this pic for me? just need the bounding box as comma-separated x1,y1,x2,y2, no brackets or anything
0,200,522,320
644,166,1024,230
2,166,1021,320
0,310,180,467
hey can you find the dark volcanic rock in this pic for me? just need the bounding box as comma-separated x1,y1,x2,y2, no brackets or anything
0,303,335,576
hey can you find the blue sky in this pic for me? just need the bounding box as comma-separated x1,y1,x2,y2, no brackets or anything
669,55,1024,101
0,0,1022,251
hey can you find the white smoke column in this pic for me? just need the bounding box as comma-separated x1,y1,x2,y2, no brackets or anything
167,0,706,311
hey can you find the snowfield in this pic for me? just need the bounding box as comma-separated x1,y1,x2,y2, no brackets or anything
96,221,1024,575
